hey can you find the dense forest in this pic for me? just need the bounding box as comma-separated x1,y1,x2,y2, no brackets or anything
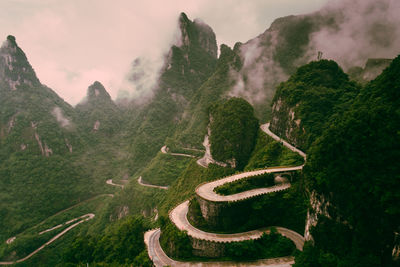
0,2,399,266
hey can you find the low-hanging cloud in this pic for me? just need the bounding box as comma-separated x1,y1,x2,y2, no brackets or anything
51,106,71,128
228,32,287,106
228,0,400,108
306,0,400,69
0,0,330,106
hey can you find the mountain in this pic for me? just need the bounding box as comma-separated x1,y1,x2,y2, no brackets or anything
268,57,400,266
299,56,400,266
0,36,97,242
76,81,121,136
269,60,359,150
0,35,81,157
1,2,399,265
126,12,218,173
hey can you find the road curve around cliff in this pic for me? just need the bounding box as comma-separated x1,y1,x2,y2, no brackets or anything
260,123,306,160
147,123,306,266
0,214,95,265
145,229,295,267
170,200,304,249
196,166,300,202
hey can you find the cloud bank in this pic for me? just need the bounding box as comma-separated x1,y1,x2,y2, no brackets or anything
308,0,400,69
0,0,329,105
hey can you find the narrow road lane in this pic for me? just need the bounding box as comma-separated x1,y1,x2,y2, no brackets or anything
145,228,295,267
0,214,95,265
147,123,307,266
137,176,169,190
106,179,124,188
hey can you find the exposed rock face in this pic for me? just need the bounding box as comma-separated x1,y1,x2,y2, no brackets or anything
304,191,331,241
178,13,217,60
127,13,219,172
0,35,40,91
0,36,80,156
270,98,305,150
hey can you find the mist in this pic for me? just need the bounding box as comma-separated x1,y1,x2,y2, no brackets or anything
51,107,71,128
228,33,287,106
0,0,329,105
227,0,400,107
308,0,400,69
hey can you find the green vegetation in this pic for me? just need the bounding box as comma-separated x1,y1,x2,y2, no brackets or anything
189,173,306,234
127,12,218,174
273,16,316,74
170,44,242,149
160,217,296,262
245,129,304,170
0,194,112,263
75,81,122,137
225,228,296,260
294,55,400,266
61,216,152,266
214,173,275,195
271,60,360,150
159,218,192,259
159,162,235,216
209,97,259,170
139,152,193,186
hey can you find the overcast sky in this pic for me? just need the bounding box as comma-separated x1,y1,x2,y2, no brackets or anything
0,0,329,105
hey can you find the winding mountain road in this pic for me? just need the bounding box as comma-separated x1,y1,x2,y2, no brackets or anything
0,214,95,265
169,200,304,249
145,229,295,267
260,123,306,160
196,166,300,202
161,145,197,158
106,179,124,188
137,176,169,190
147,123,307,266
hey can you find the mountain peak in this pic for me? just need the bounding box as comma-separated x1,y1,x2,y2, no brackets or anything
177,13,217,59
6,35,16,46
0,35,40,90
87,81,112,101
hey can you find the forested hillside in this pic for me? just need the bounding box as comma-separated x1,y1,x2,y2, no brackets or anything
295,56,400,266
1,2,399,266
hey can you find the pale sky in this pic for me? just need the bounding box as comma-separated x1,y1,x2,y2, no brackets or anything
0,0,329,105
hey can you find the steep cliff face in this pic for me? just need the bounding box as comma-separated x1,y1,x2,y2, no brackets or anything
0,35,40,91
0,36,81,157
0,36,93,241
294,56,400,266
127,13,218,172
269,60,358,151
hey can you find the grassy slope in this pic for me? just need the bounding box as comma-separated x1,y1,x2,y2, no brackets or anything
139,152,193,186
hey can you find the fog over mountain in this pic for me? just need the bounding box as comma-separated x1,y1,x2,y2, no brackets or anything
0,0,329,105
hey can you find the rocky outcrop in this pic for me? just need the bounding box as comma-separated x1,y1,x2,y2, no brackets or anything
0,35,40,91
270,98,305,150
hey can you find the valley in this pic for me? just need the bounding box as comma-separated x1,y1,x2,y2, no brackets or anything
0,1,399,266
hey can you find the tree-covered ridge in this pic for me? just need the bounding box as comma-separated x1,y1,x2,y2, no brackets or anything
209,97,259,170
294,56,400,266
76,81,122,136
270,60,360,150
170,44,242,149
